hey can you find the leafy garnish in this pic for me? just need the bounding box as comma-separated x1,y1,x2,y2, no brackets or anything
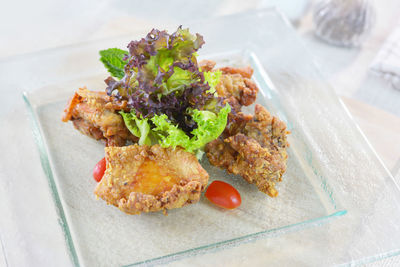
203,70,222,94
103,26,224,135
119,111,152,146
120,104,230,158
189,104,230,149
102,27,230,157
99,48,128,79
150,114,191,150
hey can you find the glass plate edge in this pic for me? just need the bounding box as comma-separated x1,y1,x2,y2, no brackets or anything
125,210,346,267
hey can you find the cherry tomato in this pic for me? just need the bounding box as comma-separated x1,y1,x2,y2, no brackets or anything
205,180,241,209
93,157,106,182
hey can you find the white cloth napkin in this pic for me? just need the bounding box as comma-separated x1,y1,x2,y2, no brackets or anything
370,22,400,90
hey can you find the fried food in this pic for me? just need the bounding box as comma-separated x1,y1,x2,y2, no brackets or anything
199,60,259,107
200,62,288,196
199,59,216,72
216,73,258,106
62,88,137,146
94,145,209,215
206,104,289,197
219,66,254,78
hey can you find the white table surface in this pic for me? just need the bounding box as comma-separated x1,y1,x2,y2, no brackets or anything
1,0,399,266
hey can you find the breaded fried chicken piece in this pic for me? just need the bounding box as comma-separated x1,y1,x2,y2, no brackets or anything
216,74,258,106
199,59,216,72
219,66,254,79
206,104,289,197
94,145,209,215
199,60,259,107
62,88,137,146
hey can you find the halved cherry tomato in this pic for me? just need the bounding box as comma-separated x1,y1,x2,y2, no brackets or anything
205,180,241,209
93,157,106,182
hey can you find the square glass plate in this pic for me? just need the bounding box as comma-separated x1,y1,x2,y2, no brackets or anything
19,8,400,267
24,49,345,266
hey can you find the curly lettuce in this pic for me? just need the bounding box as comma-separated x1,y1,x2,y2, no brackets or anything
119,111,153,146
120,104,230,158
203,70,222,94
102,27,230,157
101,26,226,135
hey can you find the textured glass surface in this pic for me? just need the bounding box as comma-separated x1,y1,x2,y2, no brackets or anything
20,8,400,266
24,48,345,266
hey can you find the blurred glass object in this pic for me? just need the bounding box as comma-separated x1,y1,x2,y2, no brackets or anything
313,0,375,47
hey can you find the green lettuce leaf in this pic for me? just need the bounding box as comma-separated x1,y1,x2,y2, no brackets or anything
120,104,231,158
203,70,222,94
99,48,128,79
119,111,152,146
151,104,231,154
146,48,174,76
164,67,196,94
189,104,230,149
150,114,191,149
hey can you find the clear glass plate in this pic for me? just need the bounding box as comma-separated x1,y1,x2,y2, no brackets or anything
20,8,400,267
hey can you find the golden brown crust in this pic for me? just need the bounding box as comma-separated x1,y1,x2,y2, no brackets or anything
219,66,254,79
199,59,216,72
224,107,253,137
62,88,137,146
206,104,289,197
94,145,209,215
198,60,259,108
241,78,258,106
118,181,203,215
62,92,82,122
216,71,258,107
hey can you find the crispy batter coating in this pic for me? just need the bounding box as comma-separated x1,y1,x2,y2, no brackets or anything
206,104,289,197
94,145,209,215
216,70,258,106
224,102,253,137
199,60,259,107
62,88,136,146
219,66,254,78
218,65,258,106
199,59,216,72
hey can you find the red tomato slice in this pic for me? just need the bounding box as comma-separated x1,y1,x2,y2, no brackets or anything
205,180,241,209
93,157,106,182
